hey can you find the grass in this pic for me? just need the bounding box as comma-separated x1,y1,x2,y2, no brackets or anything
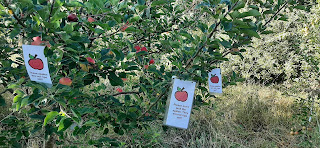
117,83,320,148
1,83,320,147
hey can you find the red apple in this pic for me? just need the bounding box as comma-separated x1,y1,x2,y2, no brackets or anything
141,47,147,52
67,13,78,22
149,59,155,64
88,17,95,23
210,74,219,83
31,36,51,47
73,97,77,99
59,77,72,86
116,88,123,93
145,113,150,116
86,57,95,64
175,87,188,102
28,54,44,70
144,65,149,69
120,25,128,32
134,45,141,52
121,78,128,81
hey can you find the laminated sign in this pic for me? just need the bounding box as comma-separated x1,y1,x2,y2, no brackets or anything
22,45,52,85
164,77,196,129
208,68,222,94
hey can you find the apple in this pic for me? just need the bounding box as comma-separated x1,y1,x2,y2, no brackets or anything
149,59,155,64
116,88,123,93
175,87,188,102
31,36,51,47
28,54,44,70
141,47,147,52
144,65,149,69
134,45,141,52
121,78,128,81
73,97,77,99
120,24,129,32
210,74,219,83
294,131,299,135
88,17,95,23
145,113,150,116
59,77,72,86
67,13,78,22
120,22,129,32
86,57,95,64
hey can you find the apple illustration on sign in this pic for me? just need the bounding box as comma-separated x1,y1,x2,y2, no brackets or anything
28,54,44,70
210,74,219,83
175,87,188,102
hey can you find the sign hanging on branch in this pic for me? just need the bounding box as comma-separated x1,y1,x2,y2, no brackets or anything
208,68,222,94
22,45,52,85
163,77,196,129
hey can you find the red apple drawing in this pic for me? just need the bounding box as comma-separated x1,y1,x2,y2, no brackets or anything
28,54,44,70
175,87,188,102
210,74,219,83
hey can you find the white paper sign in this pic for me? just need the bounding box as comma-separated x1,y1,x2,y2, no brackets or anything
164,77,196,129
208,68,222,94
22,45,52,84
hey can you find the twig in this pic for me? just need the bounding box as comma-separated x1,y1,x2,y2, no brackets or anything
48,0,56,23
112,91,140,96
3,0,26,28
0,112,15,123
137,84,170,120
262,0,289,29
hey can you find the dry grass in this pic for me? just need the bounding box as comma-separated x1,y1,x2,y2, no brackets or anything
120,83,320,148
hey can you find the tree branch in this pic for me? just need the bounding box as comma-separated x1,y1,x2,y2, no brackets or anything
3,0,26,28
48,0,56,23
112,91,140,96
262,0,288,29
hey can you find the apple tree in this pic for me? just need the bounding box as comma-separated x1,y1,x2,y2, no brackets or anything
0,0,308,147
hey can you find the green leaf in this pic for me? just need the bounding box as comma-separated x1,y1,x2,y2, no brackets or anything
108,71,124,86
138,0,145,5
29,54,35,59
241,29,260,39
238,9,261,18
21,97,29,107
233,1,245,10
43,111,59,126
294,5,305,10
151,0,167,7
0,96,6,106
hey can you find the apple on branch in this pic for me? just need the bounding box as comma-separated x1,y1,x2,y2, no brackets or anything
67,13,78,22
86,57,95,64
59,77,72,86
88,17,95,23
149,59,155,64
31,36,51,47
